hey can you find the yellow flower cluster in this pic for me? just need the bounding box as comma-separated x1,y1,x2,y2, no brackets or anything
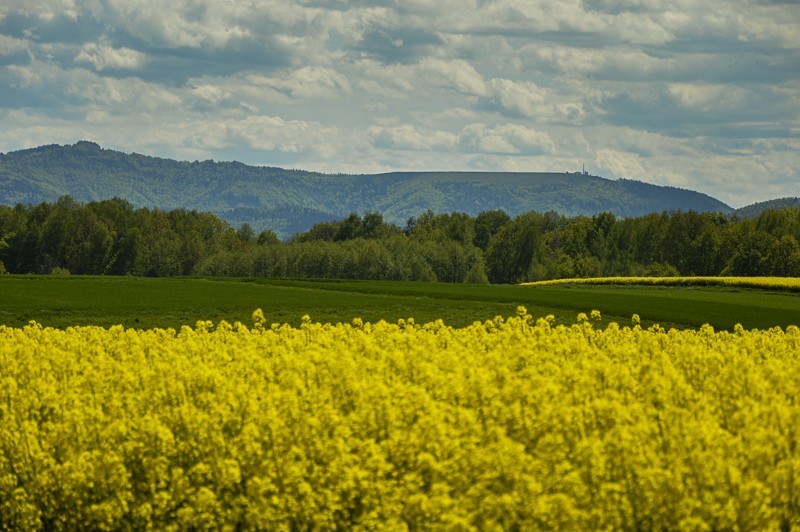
2,311,799,530
523,276,800,290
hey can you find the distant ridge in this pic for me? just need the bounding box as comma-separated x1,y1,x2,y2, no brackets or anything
735,197,800,218
0,141,733,237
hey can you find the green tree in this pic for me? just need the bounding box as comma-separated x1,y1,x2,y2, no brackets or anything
356,240,395,280
423,240,482,283
484,213,543,283
237,223,255,243
767,235,800,276
723,229,775,276
133,209,183,276
464,261,489,284
336,213,364,241
362,212,384,238
473,210,510,251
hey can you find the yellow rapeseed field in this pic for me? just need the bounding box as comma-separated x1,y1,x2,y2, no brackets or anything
2,309,799,530
523,276,800,290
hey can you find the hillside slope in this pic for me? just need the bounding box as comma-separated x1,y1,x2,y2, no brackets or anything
735,197,800,218
0,141,733,237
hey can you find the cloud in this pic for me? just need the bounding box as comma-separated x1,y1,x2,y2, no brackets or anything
74,74,183,112
191,84,231,106
368,124,456,151
420,58,488,97
229,115,346,158
667,83,747,112
351,25,443,63
483,78,549,119
95,0,253,49
248,66,352,100
4,58,182,113
75,42,146,71
1,0,82,23
458,123,556,155
354,57,487,99
0,33,30,57
604,12,675,45
598,82,799,137
594,148,647,180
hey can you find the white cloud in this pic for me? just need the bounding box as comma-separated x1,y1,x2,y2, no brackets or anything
6,63,44,88
606,12,675,45
0,34,29,56
2,0,81,22
191,84,231,105
368,124,457,151
229,115,345,157
65,69,183,110
459,123,555,155
486,78,548,119
415,107,481,129
75,43,146,71
248,66,351,100
0,110,95,150
667,83,748,112
353,57,487,99
594,149,647,180
527,45,672,80
97,0,252,49
354,79,404,101
418,58,488,97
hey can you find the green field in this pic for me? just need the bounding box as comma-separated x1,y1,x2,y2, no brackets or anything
1,275,799,330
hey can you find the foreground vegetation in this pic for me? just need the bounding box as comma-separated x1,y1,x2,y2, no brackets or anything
2,310,799,529
2,197,800,283
2,276,800,331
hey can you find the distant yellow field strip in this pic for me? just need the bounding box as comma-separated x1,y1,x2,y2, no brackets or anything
523,276,800,290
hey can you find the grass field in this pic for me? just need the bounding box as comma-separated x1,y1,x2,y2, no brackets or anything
1,275,799,330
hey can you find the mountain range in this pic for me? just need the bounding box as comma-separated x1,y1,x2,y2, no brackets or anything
0,141,772,238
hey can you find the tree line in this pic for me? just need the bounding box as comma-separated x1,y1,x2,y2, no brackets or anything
1,196,799,282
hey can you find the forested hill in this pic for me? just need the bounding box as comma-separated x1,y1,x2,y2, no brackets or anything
0,141,733,238
736,198,800,219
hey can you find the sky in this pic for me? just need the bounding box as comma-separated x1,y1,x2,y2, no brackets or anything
0,0,798,208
